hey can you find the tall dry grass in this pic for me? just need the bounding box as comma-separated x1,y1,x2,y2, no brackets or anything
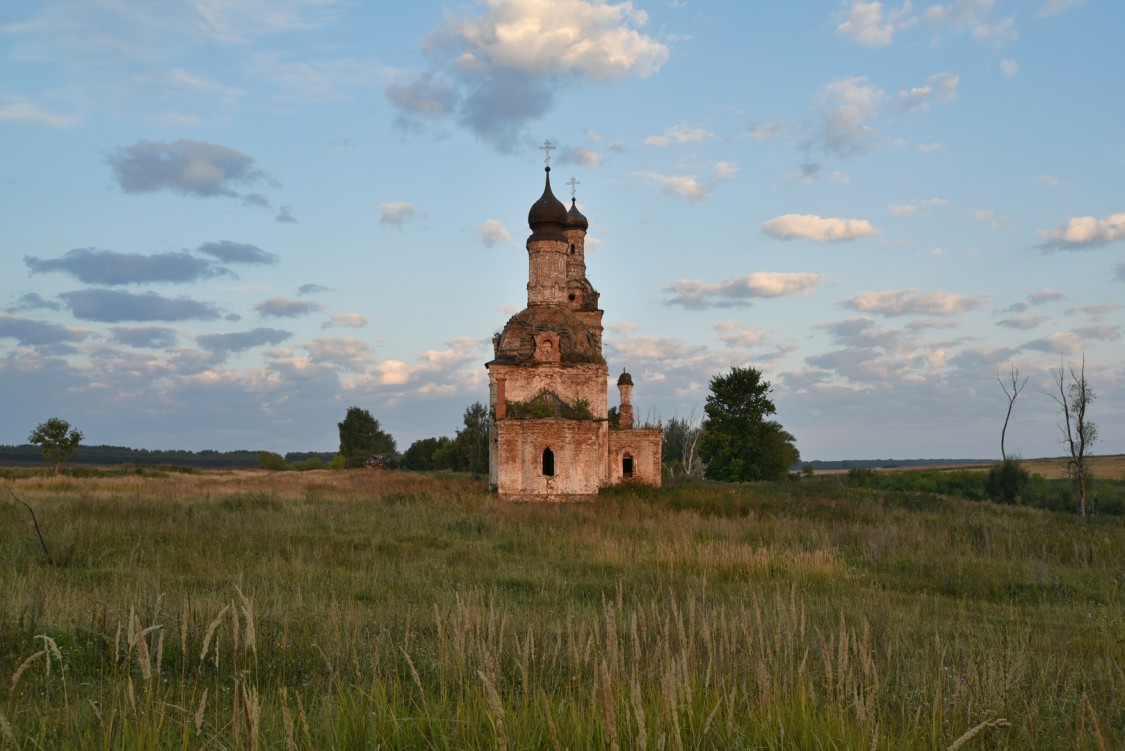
1,469,1122,748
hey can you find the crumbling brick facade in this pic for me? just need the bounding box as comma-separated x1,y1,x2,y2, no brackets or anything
486,163,662,501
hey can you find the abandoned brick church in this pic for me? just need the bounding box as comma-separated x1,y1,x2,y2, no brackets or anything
486,154,662,501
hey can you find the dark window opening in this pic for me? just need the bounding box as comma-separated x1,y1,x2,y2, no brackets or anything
622,454,634,478
570,244,576,254
568,293,576,301
542,448,555,476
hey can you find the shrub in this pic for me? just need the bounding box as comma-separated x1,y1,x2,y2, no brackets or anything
985,459,1030,504
847,467,877,487
259,451,287,471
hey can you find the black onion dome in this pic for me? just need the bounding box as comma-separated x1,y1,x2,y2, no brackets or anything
527,167,568,241
567,198,589,231
617,370,633,386
494,306,598,364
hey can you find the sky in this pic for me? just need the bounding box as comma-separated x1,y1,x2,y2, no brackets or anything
2,0,1123,461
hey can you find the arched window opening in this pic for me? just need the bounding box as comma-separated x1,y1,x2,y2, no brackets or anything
542,447,555,477
570,244,576,254
622,454,634,478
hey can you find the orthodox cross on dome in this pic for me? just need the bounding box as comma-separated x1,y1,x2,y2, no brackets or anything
567,176,580,198
539,139,555,167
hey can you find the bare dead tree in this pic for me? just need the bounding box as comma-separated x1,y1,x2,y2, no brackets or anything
663,411,704,479
997,362,1028,460
1046,357,1098,517
6,485,51,561
679,408,704,479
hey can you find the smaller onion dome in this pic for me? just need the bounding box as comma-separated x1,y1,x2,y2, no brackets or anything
567,198,589,231
528,167,568,241
617,369,633,386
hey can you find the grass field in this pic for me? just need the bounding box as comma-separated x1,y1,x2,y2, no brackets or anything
1,469,1122,749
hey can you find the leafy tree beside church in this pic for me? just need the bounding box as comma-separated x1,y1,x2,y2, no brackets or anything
337,407,396,468
698,367,799,482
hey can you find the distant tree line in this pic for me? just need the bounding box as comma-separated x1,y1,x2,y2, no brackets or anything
0,443,322,469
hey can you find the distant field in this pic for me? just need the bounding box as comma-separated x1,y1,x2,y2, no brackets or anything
823,454,1125,481
1016,454,1125,480
1,469,1121,748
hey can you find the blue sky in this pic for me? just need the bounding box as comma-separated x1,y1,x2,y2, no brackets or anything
2,0,1122,460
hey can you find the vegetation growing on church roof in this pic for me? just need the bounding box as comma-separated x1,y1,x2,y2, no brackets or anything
505,391,594,420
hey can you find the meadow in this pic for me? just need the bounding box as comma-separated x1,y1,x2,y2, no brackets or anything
1,468,1122,749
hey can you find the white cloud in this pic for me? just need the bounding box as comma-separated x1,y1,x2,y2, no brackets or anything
302,336,374,372
448,0,669,79
375,359,412,385
842,288,989,316
788,163,851,185
898,72,959,111
714,321,769,348
378,202,419,226
748,121,797,141
1034,174,1061,188
663,273,822,309
186,0,349,43
390,0,668,150
561,145,602,166
1000,58,1019,77
1074,324,1121,342
0,101,80,128
107,139,269,199
997,314,1044,330
712,161,740,181
632,162,737,202
809,76,885,157
971,209,1012,229
888,197,949,216
924,0,1017,42
478,219,511,247
1022,331,1085,355
762,214,879,242
1036,0,1087,18
610,336,707,361
1028,289,1065,305
1066,302,1119,318
1039,212,1125,247
322,313,368,329
249,53,388,102
644,124,713,148
836,1,916,47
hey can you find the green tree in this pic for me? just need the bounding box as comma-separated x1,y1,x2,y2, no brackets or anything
28,417,84,474
337,407,396,468
698,367,799,482
451,402,489,476
401,436,452,471
258,451,287,471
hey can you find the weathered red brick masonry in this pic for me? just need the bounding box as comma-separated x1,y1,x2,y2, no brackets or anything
486,155,662,501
